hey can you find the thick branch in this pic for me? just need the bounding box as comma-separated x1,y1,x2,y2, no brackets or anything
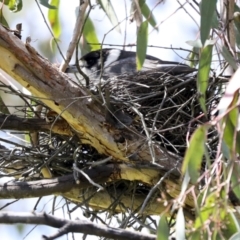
0,212,156,240
0,165,111,199
0,164,194,216
0,24,179,170
0,113,72,135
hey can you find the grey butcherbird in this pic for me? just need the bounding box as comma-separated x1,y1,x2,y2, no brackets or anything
66,48,196,82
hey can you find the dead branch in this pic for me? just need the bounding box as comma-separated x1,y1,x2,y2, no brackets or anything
0,24,179,170
0,163,194,216
0,113,72,135
0,211,156,240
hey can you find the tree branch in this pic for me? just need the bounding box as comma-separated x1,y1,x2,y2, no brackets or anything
59,0,89,71
0,23,179,170
0,211,156,240
0,163,194,216
0,113,72,135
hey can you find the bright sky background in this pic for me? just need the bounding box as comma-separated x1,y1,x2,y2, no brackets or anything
0,1,199,239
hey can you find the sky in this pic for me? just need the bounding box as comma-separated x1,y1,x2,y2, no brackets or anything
0,1,199,239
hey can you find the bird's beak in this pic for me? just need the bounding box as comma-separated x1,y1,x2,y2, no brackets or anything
65,64,78,73
65,60,86,73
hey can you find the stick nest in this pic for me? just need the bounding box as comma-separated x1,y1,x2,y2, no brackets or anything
103,70,223,157
0,71,227,179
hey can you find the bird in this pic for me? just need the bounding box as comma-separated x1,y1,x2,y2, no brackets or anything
66,48,195,82
66,49,196,129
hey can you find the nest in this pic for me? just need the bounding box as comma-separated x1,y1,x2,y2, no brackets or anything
0,71,226,180
0,69,229,228
101,70,224,157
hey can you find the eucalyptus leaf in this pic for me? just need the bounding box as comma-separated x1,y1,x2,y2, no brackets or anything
182,125,208,183
200,0,217,45
48,0,61,38
136,20,148,70
157,215,169,240
39,0,57,9
83,17,100,51
197,43,213,113
98,0,121,33
8,0,22,12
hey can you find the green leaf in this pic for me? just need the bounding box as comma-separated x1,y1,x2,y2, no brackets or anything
222,96,240,156
39,0,57,9
80,36,92,55
0,0,10,5
157,215,169,240
0,10,9,27
8,0,22,12
197,43,213,113
139,0,158,30
200,0,217,46
83,17,100,51
48,0,61,38
182,125,208,183
221,141,230,159
136,20,148,70
223,210,240,238
186,47,199,68
211,5,219,29
194,190,239,239
194,192,216,229
190,231,202,240
221,45,238,71
98,0,121,33
234,23,240,50
223,116,235,153
233,11,240,49
231,162,240,199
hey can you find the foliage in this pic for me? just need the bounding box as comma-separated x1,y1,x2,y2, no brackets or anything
0,0,240,240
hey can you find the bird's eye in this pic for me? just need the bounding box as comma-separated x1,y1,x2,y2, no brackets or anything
87,58,96,66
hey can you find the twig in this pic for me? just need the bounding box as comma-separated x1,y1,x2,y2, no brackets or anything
59,0,89,72
72,163,104,191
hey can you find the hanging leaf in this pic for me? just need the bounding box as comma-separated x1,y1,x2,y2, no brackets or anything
231,162,240,201
136,20,148,70
182,125,208,183
8,0,22,12
221,45,238,71
39,0,57,9
157,215,169,240
0,10,9,28
0,0,10,4
197,42,214,113
48,0,61,39
83,17,100,51
200,0,217,46
98,0,121,33
186,47,199,68
139,0,158,30
233,12,240,49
